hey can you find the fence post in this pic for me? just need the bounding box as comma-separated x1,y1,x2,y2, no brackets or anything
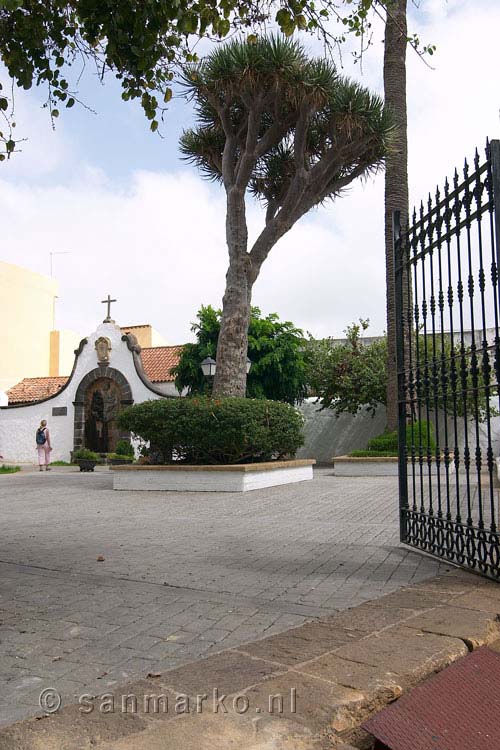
393,210,409,542
491,141,500,311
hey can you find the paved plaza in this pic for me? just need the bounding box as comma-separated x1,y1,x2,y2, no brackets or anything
0,468,448,725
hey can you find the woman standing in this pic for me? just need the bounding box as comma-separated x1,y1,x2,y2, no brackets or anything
36,420,52,471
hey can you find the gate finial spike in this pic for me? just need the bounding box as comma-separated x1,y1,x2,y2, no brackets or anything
444,176,450,195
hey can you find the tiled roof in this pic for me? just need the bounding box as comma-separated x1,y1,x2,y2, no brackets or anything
6,377,68,404
140,345,183,382
5,345,184,404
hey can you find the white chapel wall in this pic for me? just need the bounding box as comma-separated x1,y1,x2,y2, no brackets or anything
0,321,164,464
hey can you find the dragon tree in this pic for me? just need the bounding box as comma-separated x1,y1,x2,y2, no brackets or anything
181,36,394,397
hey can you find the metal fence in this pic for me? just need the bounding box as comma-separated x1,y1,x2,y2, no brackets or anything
394,139,500,579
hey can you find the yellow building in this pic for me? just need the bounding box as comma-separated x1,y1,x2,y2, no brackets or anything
0,261,80,391
120,324,167,348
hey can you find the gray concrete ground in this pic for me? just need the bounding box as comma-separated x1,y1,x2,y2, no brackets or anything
0,467,448,726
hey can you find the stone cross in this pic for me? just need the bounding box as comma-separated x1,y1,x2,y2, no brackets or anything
101,294,117,323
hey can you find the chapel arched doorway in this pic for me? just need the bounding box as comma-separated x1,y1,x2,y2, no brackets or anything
73,368,133,454
84,378,121,453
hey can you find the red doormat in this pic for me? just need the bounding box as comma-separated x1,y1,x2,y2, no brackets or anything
362,647,500,750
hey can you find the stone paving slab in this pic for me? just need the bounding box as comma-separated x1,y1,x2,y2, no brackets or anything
403,605,500,648
332,626,469,685
0,569,498,750
297,653,403,702
0,468,449,726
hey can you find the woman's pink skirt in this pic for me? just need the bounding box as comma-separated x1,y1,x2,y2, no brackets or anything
37,445,51,466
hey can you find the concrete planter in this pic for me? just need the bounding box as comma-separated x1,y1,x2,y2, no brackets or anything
113,459,315,492
74,459,98,472
333,456,400,477
333,455,481,478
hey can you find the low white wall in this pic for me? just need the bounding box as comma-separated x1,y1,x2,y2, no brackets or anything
296,399,387,463
0,321,163,464
297,399,500,464
113,463,314,492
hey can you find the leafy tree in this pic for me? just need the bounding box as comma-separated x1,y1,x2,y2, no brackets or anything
306,320,386,416
180,36,393,398
174,305,308,403
0,1,433,159
307,321,496,423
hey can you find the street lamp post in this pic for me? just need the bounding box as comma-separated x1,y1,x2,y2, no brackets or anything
200,357,217,378
200,356,252,381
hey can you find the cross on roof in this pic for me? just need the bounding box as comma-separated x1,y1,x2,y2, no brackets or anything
101,294,117,323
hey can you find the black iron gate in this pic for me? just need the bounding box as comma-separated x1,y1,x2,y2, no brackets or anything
394,139,500,579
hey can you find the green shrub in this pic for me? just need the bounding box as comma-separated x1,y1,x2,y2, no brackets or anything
404,420,436,454
50,460,71,466
0,465,21,474
115,439,134,457
72,448,100,461
366,431,399,453
117,396,304,465
360,421,436,457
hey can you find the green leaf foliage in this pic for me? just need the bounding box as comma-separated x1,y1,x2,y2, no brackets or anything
307,321,496,423
0,464,21,474
365,421,436,454
72,448,100,461
180,36,394,215
117,396,304,464
173,305,308,404
305,320,386,417
115,438,134,456
0,3,433,160
0,3,362,133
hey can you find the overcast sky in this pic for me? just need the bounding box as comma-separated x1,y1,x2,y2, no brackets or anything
1,0,498,345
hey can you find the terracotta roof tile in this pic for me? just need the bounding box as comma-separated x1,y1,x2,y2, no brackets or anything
140,345,183,382
7,377,68,404
5,345,184,403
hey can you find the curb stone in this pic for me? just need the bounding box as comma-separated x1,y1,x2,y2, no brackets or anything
0,569,499,750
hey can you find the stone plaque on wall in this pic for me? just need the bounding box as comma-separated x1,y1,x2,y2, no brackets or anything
52,406,67,417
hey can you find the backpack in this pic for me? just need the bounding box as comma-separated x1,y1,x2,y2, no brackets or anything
36,428,47,446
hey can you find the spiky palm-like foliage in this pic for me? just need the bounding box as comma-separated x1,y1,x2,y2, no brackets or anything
180,36,394,398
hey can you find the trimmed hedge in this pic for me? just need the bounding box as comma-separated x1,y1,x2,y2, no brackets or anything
359,420,436,457
115,439,134,457
403,420,436,454
117,396,304,465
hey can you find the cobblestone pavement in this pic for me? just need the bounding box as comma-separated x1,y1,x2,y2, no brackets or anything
0,467,449,725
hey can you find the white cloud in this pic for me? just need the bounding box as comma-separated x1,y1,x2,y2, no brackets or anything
0,170,229,343
1,0,499,347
